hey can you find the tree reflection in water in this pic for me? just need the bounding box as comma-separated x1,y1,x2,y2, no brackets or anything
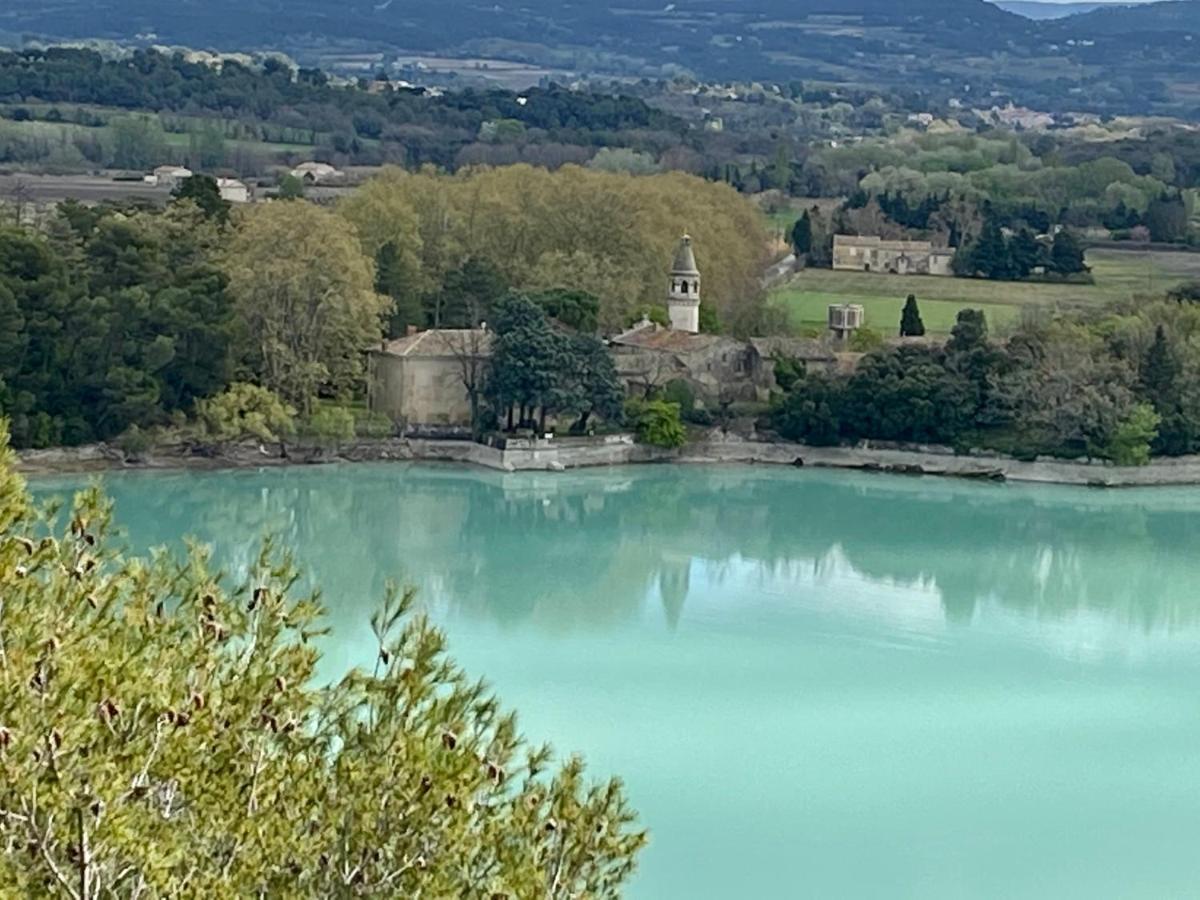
30,463,1200,637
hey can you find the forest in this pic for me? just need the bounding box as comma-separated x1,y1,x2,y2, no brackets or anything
0,48,692,170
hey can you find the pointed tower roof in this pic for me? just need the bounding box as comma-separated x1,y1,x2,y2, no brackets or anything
671,234,700,276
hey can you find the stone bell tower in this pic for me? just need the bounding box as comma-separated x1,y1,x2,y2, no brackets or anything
668,234,701,334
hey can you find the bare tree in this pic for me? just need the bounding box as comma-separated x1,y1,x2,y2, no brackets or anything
449,329,492,438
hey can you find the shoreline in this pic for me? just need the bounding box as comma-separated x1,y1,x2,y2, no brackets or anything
15,434,1200,488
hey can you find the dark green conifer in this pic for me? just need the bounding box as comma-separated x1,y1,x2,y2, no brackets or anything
899,294,925,337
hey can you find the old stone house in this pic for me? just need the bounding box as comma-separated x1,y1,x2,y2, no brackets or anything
833,235,954,276
367,328,492,429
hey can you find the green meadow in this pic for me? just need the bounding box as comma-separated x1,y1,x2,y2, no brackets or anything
770,248,1200,336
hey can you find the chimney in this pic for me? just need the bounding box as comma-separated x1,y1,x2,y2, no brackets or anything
406,324,419,336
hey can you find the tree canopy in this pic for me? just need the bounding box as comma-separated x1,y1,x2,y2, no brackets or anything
0,425,646,895
339,165,770,333
222,202,389,411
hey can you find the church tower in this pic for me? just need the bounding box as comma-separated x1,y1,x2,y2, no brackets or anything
668,234,701,333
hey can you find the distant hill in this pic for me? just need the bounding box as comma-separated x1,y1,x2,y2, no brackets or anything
4,0,1200,118
994,1,1112,19
1052,0,1200,32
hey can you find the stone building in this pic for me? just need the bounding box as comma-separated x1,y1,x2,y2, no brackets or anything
367,328,492,429
833,235,954,276
609,325,837,406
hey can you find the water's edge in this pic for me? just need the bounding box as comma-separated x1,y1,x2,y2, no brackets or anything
17,435,1200,487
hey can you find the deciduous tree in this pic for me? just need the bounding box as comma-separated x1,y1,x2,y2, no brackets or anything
223,203,388,411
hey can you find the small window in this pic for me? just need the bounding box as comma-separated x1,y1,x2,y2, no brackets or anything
680,281,689,295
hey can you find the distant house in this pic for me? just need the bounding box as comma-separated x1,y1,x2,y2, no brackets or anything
289,161,344,184
146,165,192,188
832,235,954,277
216,177,250,203
368,328,493,428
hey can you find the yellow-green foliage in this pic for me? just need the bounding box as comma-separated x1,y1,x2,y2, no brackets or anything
223,203,390,409
1107,403,1160,466
340,165,770,330
197,382,297,444
0,425,645,896
304,404,357,446
627,398,687,449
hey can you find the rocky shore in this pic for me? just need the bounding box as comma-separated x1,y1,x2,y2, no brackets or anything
16,433,1200,487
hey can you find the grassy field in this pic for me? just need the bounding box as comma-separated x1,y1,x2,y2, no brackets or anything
771,248,1200,336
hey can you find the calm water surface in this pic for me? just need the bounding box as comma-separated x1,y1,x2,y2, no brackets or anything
30,463,1200,898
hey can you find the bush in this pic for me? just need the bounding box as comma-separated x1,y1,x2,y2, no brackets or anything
626,398,687,448
355,409,396,439
117,424,153,460
304,404,356,446
0,426,646,894
197,383,296,444
848,326,884,353
1106,403,1160,466
661,379,696,415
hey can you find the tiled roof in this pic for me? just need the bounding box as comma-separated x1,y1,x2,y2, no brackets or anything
378,329,493,358
748,337,837,361
610,323,724,353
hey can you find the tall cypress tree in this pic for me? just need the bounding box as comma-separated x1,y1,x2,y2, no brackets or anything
790,211,813,256
899,294,926,337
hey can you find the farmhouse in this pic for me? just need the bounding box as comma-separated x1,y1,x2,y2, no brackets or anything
833,235,954,276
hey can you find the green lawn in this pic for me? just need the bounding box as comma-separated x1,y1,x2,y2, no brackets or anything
777,290,1021,335
770,248,1200,336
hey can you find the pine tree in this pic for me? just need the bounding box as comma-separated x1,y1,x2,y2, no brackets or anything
899,294,926,337
790,211,813,256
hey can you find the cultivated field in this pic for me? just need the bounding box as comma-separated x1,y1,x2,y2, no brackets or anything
771,248,1200,336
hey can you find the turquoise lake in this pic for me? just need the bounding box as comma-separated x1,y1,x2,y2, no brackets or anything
29,463,1200,898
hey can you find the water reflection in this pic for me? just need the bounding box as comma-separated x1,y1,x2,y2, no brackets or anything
31,463,1200,637
31,463,1200,900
